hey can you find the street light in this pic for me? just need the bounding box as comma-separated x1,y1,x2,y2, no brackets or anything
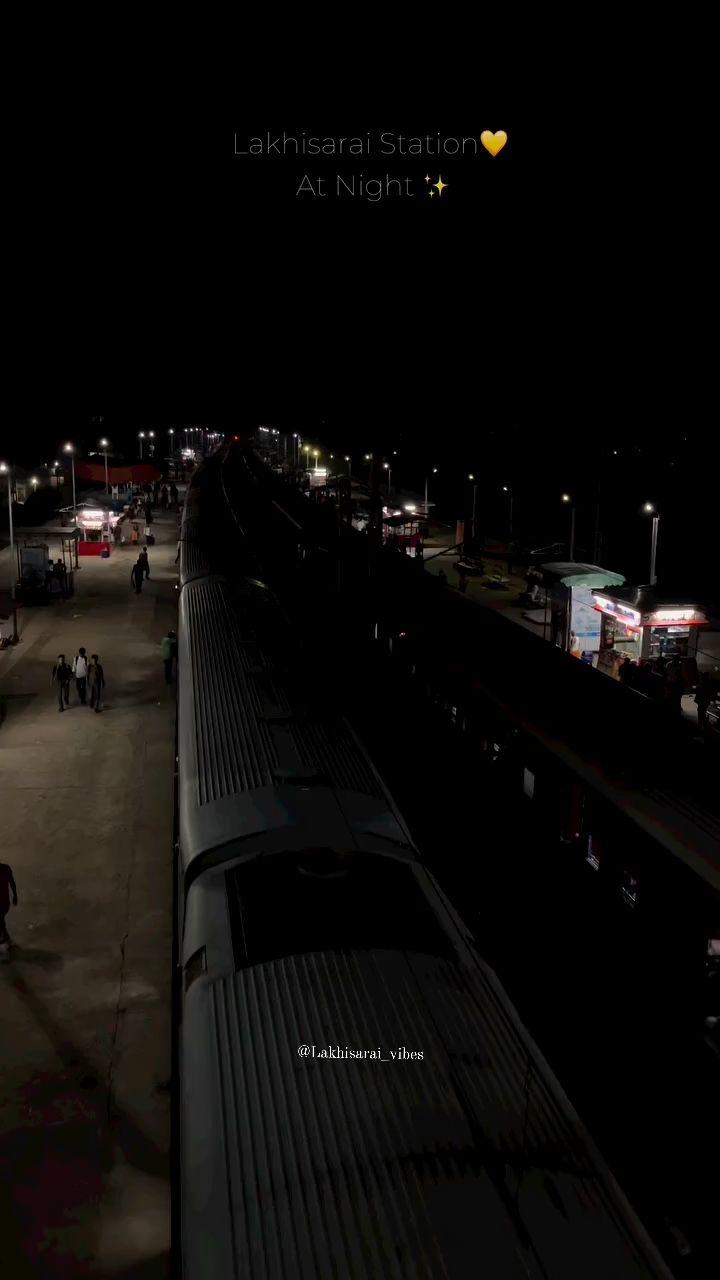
99,437,110,493
30,477,39,489
138,431,145,460
63,443,76,517
468,474,478,543
424,467,438,515
344,455,351,477
304,444,311,469
502,485,513,539
313,449,320,470
643,502,659,586
168,428,175,460
0,461,18,640
561,493,575,561
383,461,392,495
148,430,155,458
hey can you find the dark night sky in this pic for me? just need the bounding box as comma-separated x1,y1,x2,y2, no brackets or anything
10,58,717,590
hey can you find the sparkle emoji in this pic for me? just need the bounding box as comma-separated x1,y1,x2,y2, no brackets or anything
480,130,507,156
428,175,448,197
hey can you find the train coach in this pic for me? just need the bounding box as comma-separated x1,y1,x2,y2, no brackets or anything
174,473,676,1279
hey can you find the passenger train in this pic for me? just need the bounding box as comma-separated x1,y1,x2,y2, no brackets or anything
175,460,676,1279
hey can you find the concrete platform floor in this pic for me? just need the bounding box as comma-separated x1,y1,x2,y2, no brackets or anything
1,511,179,1277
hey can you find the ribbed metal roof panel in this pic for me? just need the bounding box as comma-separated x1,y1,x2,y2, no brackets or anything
185,949,673,1279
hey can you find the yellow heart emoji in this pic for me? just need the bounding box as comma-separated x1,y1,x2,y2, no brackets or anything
481,130,508,157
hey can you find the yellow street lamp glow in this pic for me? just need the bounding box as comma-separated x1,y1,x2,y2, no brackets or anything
468,473,475,481
63,442,74,453
643,501,655,513
313,449,319,458
0,463,8,474
99,438,109,448
432,467,438,474
383,462,390,470
364,453,372,461
561,493,571,503
30,476,39,486
344,456,350,462
139,431,145,439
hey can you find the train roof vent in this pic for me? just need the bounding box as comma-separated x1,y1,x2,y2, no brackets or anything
270,766,324,784
225,852,456,970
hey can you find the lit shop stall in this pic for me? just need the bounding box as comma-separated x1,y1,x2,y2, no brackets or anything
382,506,424,557
592,588,717,678
539,562,626,661
75,505,121,555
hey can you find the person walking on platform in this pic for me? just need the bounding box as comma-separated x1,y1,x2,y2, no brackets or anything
169,482,178,508
88,654,106,712
131,560,144,594
138,548,150,580
161,630,177,683
52,654,72,711
144,502,153,526
160,484,169,511
73,648,89,704
130,523,140,549
0,861,18,945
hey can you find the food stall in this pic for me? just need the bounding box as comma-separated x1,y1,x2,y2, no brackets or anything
592,587,719,677
75,505,121,556
539,563,626,660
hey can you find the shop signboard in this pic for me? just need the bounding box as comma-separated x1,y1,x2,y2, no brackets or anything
593,594,642,627
642,607,706,627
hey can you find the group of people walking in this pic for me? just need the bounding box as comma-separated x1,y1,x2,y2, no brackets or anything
52,648,105,712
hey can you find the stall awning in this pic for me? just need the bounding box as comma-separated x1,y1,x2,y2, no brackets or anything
540,562,626,589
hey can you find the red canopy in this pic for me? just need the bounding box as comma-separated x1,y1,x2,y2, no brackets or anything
76,462,162,484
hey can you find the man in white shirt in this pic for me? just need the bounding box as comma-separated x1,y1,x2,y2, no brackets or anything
73,648,89,704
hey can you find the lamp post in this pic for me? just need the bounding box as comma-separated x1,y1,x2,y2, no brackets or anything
383,462,392,496
502,485,513,539
561,493,575,561
0,461,18,641
424,467,438,515
304,444,311,470
168,428,175,460
468,474,478,543
99,437,110,493
643,502,659,586
148,430,155,459
345,455,351,478
63,443,76,518
313,449,320,471
139,431,145,460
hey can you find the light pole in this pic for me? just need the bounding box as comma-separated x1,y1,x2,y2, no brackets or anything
148,430,155,458
424,467,438,515
313,449,320,471
643,502,659,586
0,461,18,641
139,431,145,460
383,462,392,496
502,485,513,539
468,474,478,543
561,493,575,561
63,443,76,518
99,437,110,493
168,428,175,459
293,433,298,466
345,455,351,478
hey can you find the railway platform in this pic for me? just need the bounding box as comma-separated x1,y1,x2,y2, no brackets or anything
0,505,179,1278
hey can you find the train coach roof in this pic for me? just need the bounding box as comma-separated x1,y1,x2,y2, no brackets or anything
182,945,675,1280
178,576,415,876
